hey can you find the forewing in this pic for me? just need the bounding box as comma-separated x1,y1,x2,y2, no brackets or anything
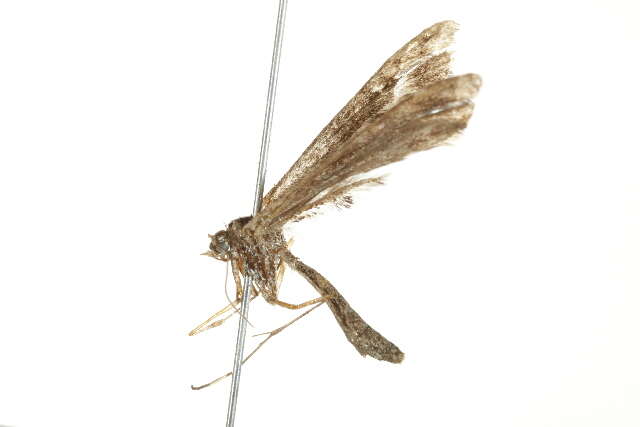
252,21,458,225
253,73,481,228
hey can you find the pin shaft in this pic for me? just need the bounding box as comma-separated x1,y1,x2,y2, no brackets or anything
225,1,288,426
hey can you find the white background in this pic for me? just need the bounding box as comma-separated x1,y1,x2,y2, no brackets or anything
1,1,639,426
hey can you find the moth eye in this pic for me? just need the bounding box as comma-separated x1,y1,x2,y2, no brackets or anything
216,235,230,252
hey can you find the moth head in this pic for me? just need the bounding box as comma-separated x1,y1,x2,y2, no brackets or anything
204,230,230,261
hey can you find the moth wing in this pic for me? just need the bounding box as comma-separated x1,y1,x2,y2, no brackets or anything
253,73,481,228
249,21,481,230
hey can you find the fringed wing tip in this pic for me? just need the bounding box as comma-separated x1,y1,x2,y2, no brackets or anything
416,73,482,105
459,73,482,96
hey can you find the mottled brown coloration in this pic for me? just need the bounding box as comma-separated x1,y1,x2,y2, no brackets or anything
280,250,404,363
192,21,481,365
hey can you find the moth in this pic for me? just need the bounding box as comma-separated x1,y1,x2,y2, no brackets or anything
190,20,481,384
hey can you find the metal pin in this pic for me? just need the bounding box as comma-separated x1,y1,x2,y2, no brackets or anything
225,1,288,426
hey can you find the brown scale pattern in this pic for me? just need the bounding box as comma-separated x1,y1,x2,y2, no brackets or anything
200,21,481,364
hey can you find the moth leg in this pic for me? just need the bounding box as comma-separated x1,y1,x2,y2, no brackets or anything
233,260,243,298
189,294,260,336
274,260,286,294
189,261,257,336
275,238,294,294
191,302,324,390
188,301,240,336
226,259,258,327
268,238,327,309
269,296,326,310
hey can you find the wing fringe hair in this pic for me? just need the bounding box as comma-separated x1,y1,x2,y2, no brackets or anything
291,176,385,222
